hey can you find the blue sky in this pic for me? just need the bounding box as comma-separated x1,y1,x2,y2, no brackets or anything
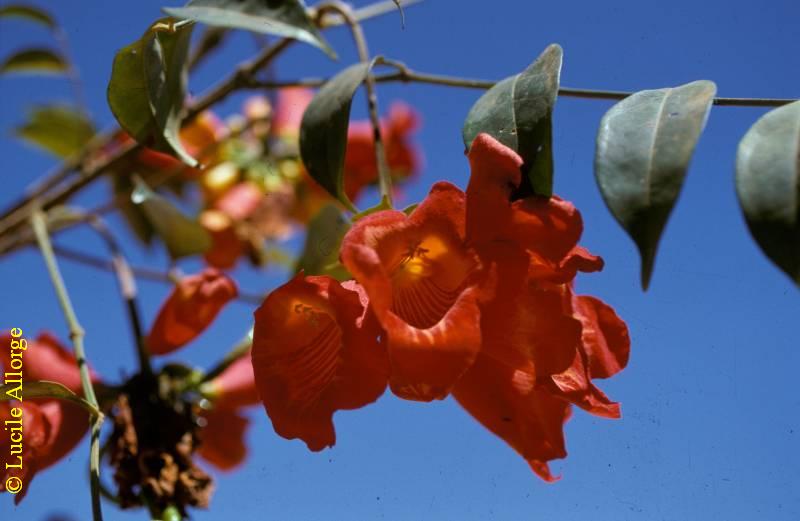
1,0,798,520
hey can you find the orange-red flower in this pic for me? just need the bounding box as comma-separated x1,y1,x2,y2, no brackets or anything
197,354,260,471
340,182,483,402
0,332,97,502
251,275,387,451
253,133,629,480
147,269,238,355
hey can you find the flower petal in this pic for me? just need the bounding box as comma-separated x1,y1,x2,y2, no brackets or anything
573,296,631,379
0,332,98,393
147,269,238,355
548,351,621,419
198,406,250,471
452,353,571,481
465,133,523,245
252,275,386,451
341,183,482,401
206,352,259,409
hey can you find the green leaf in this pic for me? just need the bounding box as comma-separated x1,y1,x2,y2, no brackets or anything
0,4,55,27
0,48,67,75
295,204,351,281
735,100,800,286
131,177,211,259
0,380,101,417
108,18,197,167
462,44,563,197
595,80,716,290
163,0,335,58
299,59,379,211
14,104,95,158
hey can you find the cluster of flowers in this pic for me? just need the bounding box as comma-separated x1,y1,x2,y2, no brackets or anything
111,88,421,271
0,270,249,502
0,89,421,503
1,104,630,505
251,134,630,480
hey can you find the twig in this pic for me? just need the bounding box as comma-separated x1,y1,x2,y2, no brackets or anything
321,1,393,204
0,0,415,246
200,331,253,384
30,210,103,521
71,211,152,376
50,244,266,305
248,63,799,106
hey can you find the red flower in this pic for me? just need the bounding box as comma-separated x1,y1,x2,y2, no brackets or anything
254,133,629,480
251,275,387,451
147,269,238,355
197,354,260,471
0,332,97,502
339,182,483,402
341,133,629,479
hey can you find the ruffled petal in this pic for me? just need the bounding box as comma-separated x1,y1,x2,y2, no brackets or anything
465,133,523,245
548,352,621,419
478,248,580,379
341,183,482,401
452,353,571,481
147,269,238,355
198,407,250,471
252,275,386,451
573,296,631,379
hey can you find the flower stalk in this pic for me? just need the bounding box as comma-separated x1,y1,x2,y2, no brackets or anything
30,209,104,521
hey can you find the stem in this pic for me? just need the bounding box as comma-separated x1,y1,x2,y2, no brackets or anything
0,0,411,245
79,213,152,377
201,331,253,385
322,1,393,204
30,209,103,521
249,63,799,107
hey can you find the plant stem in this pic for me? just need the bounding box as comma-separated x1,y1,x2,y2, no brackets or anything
0,0,411,245
30,209,103,521
49,245,266,305
321,1,393,204
248,63,798,107
201,331,253,385
76,212,152,377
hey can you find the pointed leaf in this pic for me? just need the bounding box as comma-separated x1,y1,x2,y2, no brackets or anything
295,204,351,280
0,4,55,27
14,104,95,158
0,380,101,417
299,59,378,211
131,177,211,259
0,48,67,75
735,100,800,286
108,18,197,167
462,44,563,197
163,0,335,58
595,80,716,290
